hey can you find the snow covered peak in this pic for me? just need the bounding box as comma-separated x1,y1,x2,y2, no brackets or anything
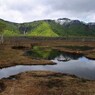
55,18,71,25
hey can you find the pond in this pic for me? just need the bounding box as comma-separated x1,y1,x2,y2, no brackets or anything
0,53,95,80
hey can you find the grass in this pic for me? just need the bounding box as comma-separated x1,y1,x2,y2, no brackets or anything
27,21,59,37
1,18,95,37
86,52,95,59
3,30,20,36
0,45,55,68
1,71,95,95
0,39,95,94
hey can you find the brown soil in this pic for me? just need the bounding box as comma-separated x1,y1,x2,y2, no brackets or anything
0,40,95,68
0,44,55,68
0,71,95,95
0,39,95,95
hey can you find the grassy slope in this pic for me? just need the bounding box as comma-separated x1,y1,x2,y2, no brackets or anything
47,20,67,36
0,19,20,36
63,23,95,37
27,21,59,37
1,19,95,37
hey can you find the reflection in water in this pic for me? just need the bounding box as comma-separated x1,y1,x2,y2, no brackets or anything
56,54,71,61
55,53,83,61
0,55,95,80
26,46,83,60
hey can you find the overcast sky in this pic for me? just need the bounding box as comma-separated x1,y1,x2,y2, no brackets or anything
0,0,95,23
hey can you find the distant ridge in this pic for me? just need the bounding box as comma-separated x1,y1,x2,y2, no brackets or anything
0,18,95,37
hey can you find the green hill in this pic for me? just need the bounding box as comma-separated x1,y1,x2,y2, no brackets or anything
0,18,95,37
0,19,20,36
27,21,59,37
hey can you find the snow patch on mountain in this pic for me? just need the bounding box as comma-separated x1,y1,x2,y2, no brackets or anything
55,18,71,25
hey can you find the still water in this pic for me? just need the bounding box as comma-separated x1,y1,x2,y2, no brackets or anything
0,54,95,80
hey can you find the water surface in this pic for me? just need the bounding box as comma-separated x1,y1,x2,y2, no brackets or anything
0,54,95,80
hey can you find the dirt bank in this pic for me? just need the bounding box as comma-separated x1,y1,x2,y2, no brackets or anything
0,44,55,68
1,40,95,68
0,71,95,95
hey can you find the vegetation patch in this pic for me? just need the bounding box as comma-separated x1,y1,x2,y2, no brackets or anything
27,21,59,37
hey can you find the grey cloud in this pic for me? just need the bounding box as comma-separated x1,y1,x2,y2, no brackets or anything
0,0,95,23
4,0,37,12
44,0,95,12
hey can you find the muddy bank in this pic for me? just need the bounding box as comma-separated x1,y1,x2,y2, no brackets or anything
1,40,95,68
27,40,95,59
0,40,95,95
52,45,95,59
85,55,95,60
0,45,55,68
0,71,95,95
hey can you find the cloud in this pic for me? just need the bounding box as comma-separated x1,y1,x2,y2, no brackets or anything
46,0,95,12
0,0,95,23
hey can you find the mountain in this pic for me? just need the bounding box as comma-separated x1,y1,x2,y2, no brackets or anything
0,19,20,36
0,18,95,37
